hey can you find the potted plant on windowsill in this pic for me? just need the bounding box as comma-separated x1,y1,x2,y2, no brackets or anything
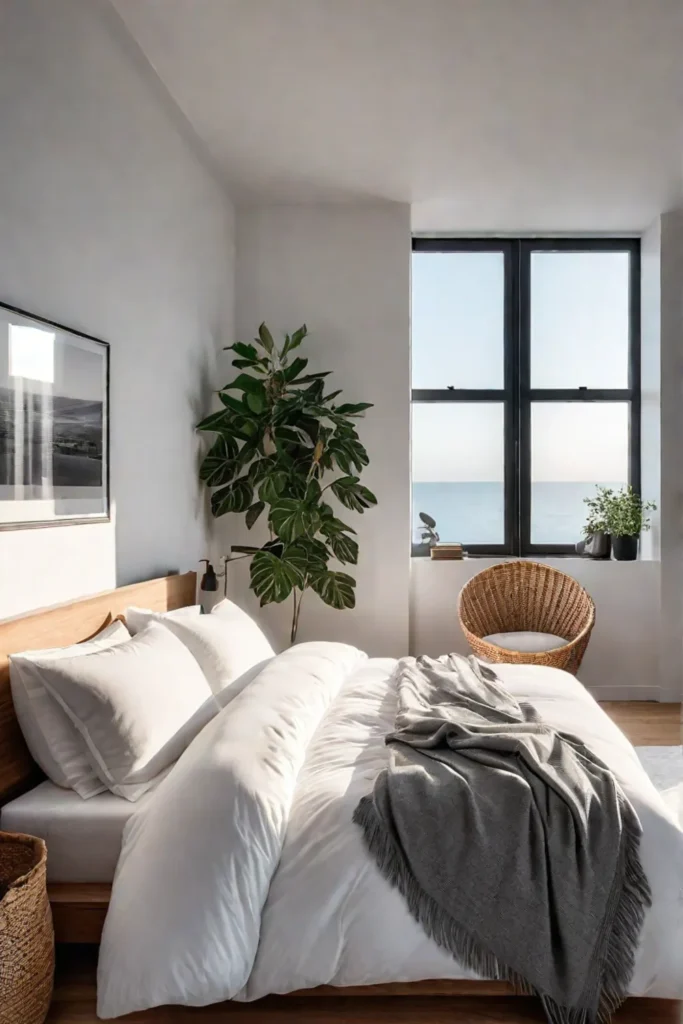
604,486,656,561
414,512,439,557
579,487,612,559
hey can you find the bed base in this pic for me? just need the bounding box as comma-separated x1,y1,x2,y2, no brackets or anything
48,882,516,995
47,889,683,1018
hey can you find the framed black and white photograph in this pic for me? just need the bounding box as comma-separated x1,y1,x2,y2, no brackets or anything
0,301,109,529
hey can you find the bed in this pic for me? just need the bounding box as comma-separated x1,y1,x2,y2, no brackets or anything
0,573,681,1018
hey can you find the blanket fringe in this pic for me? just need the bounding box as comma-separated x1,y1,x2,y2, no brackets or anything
589,797,652,1024
353,793,651,1024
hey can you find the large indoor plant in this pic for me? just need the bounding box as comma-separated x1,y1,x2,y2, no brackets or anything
197,324,377,641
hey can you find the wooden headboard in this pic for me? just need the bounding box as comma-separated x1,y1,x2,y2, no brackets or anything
0,571,197,805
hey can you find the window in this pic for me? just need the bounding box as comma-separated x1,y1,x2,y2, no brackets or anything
411,239,640,555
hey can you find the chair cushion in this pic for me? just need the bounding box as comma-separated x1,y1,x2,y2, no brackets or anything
482,631,567,653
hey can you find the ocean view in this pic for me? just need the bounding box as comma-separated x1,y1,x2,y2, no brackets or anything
412,481,624,547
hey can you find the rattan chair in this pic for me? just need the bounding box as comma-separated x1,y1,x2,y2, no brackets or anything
458,561,595,675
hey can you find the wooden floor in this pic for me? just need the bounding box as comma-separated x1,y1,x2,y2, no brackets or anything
602,701,681,746
48,702,682,1023
46,948,683,1024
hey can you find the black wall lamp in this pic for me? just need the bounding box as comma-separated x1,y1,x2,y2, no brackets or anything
199,557,229,599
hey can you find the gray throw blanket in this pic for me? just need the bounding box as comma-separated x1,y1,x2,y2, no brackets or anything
353,654,651,1024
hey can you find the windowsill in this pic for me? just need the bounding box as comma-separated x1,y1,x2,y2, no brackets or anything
411,553,654,562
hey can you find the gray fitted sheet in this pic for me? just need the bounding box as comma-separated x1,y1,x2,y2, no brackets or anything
0,780,148,882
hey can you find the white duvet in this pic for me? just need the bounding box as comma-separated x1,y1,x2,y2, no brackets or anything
97,643,683,1018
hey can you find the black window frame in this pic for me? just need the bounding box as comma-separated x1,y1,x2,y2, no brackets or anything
411,237,641,556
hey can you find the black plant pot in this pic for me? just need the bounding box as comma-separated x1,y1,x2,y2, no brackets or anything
612,534,639,561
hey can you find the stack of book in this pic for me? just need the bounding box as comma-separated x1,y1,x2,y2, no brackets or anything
430,543,464,560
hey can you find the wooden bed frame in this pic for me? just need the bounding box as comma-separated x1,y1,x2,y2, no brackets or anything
0,572,657,1007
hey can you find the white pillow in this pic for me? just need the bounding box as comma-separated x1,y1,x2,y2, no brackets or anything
32,622,217,801
157,599,275,700
483,631,567,653
124,604,201,636
10,621,131,798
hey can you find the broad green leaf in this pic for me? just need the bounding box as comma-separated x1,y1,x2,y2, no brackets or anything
286,324,308,354
250,550,299,605
224,373,265,395
269,498,320,544
320,514,356,536
245,500,265,529
249,457,277,483
218,392,247,414
297,416,320,443
290,372,332,385
283,357,308,382
301,379,325,403
196,409,231,432
211,476,254,517
285,474,308,499
232,358,262,370
204,432,238,461
226,341,259,360
258,323,275,354
259,470,289,504
324,530,359,565
334,402,373,416
326,435,369,474
199,454,239,488
273,425,313,446
311,570,356,610
284,540,329,584
305,478,321,503
234,409,259,437
246,389,266,414
323,389,343,404
331,476,378,513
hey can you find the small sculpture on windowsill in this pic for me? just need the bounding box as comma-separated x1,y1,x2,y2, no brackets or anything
414,512,440,557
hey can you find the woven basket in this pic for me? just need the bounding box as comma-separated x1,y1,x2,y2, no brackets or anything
0,832,54,1024
458,561,595,675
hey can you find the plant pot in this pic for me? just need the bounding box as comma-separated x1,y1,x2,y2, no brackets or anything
612,534,639,561
584,531,612,559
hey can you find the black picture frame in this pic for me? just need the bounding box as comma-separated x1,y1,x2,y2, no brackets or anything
0,301,110,531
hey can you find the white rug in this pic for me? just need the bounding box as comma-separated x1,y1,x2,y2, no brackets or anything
636,745,683,825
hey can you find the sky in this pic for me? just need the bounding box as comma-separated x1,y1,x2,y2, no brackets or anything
411,250,630,484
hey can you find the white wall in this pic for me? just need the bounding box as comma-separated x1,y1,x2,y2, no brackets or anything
411,558,661,702
657,211,683,702
0,0,234,619
222,203,411,656
640,218,662,562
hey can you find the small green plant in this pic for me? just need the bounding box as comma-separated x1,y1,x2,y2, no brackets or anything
418,512,439,546
583,485,656,538
582,486,612,537
197,323,377,642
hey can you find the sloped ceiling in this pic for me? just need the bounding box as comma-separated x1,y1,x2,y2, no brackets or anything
111,0,683,231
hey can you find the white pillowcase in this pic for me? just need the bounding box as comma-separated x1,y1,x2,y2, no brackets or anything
124,603,201,636
158,603,275,701
10,621,131,799
32,622,217,801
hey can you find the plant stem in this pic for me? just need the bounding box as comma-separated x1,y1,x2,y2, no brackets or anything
291,588,303,644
